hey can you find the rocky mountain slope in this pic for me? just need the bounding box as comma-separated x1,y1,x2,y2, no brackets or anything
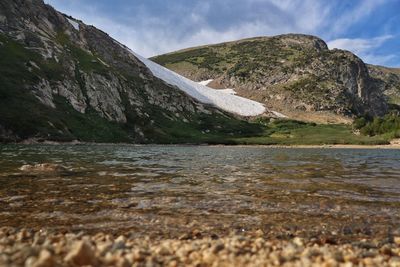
152,35,392,124
367,64,400,106
0,0,263,143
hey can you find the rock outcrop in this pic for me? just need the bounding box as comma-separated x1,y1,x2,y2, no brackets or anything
367,64,400,106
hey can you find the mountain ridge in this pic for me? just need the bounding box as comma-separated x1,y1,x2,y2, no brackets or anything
152,34,396,124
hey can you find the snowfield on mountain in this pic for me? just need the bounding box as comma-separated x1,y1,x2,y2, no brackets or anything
131,52,266,117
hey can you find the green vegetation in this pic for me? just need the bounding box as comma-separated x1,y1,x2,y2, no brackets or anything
152,47,225,74
151,36,322,81
140,111,264,144
153,48,212,66
354,113,400,139
69,46,109,74
234,119,390,145
388,95,400,105
56,32,109,75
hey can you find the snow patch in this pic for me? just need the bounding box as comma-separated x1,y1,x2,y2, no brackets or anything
198,80,237,95
218,89,237,95
97,57,110,67
128,52,265,116
198,79,213,86
271,111,287,118
66,18,79,31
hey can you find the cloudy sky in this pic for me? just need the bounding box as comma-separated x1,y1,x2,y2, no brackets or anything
44,0,399,67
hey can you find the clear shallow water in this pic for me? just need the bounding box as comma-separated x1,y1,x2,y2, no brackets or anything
1,144,400,240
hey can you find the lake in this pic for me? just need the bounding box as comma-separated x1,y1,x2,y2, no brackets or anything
1,144,400,241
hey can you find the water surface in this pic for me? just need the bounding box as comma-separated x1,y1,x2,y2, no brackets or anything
1,144,400,240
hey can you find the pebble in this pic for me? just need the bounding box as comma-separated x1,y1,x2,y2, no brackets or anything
64,240,97,266
31,249,54,267
0,228,400,267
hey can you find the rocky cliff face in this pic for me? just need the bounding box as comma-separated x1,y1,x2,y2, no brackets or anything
367,64,400,106
0,0,261,143
152,35,389,124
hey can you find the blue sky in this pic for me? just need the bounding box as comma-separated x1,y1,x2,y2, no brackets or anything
44,0,400,67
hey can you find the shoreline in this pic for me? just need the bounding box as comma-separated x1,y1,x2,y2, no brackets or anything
1,139,400,149
220,143,400,149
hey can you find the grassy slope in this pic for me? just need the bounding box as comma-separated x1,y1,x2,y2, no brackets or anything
235,120,389,145
151,36,325,80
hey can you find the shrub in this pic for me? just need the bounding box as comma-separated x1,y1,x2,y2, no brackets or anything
357,113,400,136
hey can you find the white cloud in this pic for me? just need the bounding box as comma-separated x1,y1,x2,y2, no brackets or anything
328,0,390,37
44,0,329,57
44,0,398,66
102,20,291,57
327,35,395,65
327,35,393,54
268,0,331,33
363,54,397,66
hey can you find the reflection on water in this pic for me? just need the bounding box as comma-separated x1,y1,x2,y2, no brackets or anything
1,144,400,239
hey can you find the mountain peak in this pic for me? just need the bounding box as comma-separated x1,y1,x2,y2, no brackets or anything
271,34,329,52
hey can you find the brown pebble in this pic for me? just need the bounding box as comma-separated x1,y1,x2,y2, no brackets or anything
64,240,96,266
210,233,219,240
212,243,225,254
32,250,54,267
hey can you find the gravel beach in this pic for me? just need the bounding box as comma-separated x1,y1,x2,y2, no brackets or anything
2,227,400,267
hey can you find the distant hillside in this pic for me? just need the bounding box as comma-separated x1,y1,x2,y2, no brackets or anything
152,34,392,124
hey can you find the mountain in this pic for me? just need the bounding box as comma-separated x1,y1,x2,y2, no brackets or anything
0,0,264,143
152,35,394,124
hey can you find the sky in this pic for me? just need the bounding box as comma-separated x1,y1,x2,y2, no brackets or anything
44,0,400,67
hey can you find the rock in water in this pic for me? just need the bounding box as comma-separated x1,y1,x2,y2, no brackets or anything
19,163,68,173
